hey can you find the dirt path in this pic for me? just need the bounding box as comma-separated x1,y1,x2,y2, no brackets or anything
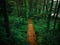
27,18,37,45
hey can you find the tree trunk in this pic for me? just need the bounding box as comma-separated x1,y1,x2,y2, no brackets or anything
16,0,20,17
54,1,60,30
58,19,60,31
1,0,10,38
47,0,53,31
57,2,60,31
0,0,10,45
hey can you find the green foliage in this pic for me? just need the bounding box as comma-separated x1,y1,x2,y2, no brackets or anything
0,0,60,45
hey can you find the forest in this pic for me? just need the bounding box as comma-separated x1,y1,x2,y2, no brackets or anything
0,0,60,45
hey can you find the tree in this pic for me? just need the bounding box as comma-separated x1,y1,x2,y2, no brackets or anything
1,0,10,45
47,0,53,31
54,1,60,30
16,0,21,17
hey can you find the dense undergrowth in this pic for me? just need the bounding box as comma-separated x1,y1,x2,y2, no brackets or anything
0,0,60,45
